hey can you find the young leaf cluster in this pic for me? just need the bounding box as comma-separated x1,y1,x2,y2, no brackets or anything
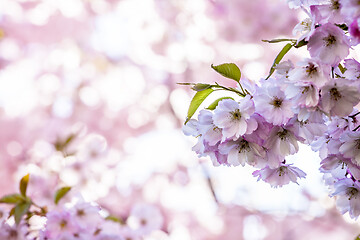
0,174,72,225
180,63,245,124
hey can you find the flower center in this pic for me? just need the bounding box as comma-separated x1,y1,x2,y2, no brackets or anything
94,229,101,235
331,0,340,10
329,87,342,101
299,120,309,127
347,187,359,200
271,97,283,108
277,129,288,140
278,166,287,176
90,150,98,158
238,139,250,153
301,86,310,94
323,35,337,47
60,219,67,229
8,229,17,238
305,63,318,77
231,109,241,120
355,139,360,149
300,19,311,30
77,209,85,217
212,126,221,132
140,218,147,226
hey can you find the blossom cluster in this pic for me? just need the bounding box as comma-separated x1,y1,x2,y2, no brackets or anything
0,126,166,240
0,129,166,240
0,197,164,240
184,0,360,219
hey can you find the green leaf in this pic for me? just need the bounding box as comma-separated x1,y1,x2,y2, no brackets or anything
185,88,214,124
19,174,29,197
265,43,293,80
54,186,71,205
14,201,31,225
262,38,296,43
64,134,75,146
211,63,241,82
0,194,24,204
206,97,234,110
9,207,15,217
105,215,124,224
355,234,360,240
191,83,212,92
55,134,75,152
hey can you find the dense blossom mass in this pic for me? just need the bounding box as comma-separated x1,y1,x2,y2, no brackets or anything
184,0,360,220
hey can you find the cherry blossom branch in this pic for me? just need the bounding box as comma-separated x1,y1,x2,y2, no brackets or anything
212,83,246,97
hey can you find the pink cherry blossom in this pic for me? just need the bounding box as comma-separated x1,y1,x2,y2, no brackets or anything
320,154,360,179
42,210,80,239
0,222,28,240
332,178,360,219
126,204,164,236
339,131,360,166
310,2,344,25
287,114,326,144
349,17,360,44
213,97,258,141
307,23,350,66
197,110,223,146
264,126,299,157
287,59,329,88
206,144,230,166
343,59,360,81
340,0,360,20
182,119,199,137
292,17,316,42
254,80,294,125
253,163,306,188
219,138,265,167
320,81,360,117
69,201,102,231
286,82,320,107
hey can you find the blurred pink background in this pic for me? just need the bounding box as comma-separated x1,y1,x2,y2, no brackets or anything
0,0,359,239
